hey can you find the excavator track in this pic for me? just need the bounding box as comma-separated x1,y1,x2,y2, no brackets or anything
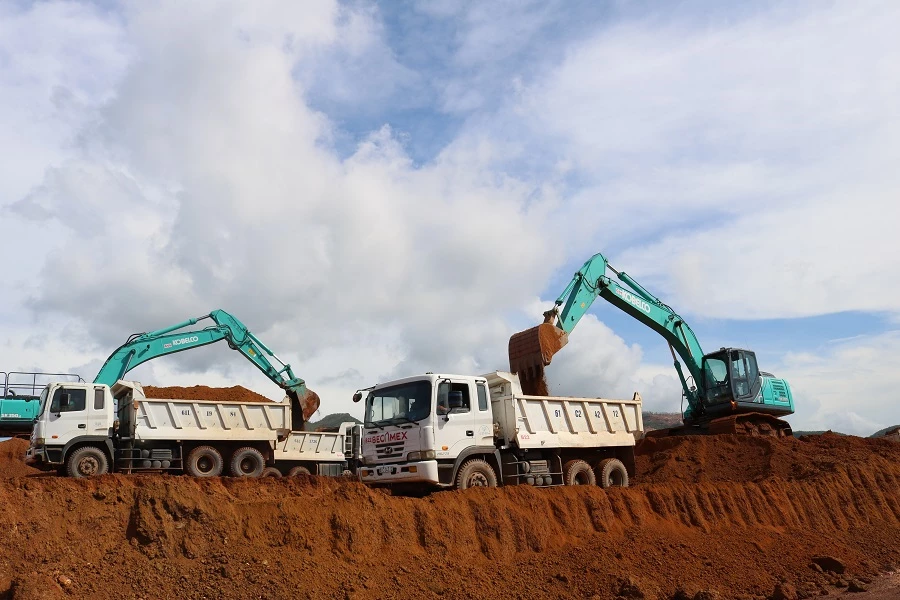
707,413,793,437
643,413,793,438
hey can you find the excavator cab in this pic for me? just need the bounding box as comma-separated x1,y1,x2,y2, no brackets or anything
701,348,761,407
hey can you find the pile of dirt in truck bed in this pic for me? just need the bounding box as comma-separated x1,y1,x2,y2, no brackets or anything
142,385,275,403
2,433,900,599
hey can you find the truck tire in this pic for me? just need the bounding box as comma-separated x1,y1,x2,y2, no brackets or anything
66,446,109,478
230,447,265,477
260,467,282,478
288,465,311,477
186,446,224,477
595,458,628,488
455,458,498,490
563,459,596,486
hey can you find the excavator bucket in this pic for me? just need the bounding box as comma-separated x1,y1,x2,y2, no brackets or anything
287,388,321,431
508,323,568,395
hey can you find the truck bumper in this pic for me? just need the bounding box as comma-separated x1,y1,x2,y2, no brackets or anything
358,460,440,486
25,445,62,470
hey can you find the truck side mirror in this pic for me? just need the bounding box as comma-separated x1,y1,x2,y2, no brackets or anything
352,392,362,403
448,391,464,409
436,403,449,416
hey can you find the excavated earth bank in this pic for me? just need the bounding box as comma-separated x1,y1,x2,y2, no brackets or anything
1,433,899,599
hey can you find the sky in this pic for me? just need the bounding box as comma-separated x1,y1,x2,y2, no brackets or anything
1,0,898,435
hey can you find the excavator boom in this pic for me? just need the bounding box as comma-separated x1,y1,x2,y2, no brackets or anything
94,309,319,428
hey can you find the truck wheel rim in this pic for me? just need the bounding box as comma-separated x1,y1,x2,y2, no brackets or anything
80,458,99,476
198,456,213,473
574,471,590,485
469,473,488,487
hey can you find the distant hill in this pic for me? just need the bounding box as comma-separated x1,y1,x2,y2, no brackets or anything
869,425,900,439
305,412,361,432
643,412,683,432
792,430,849,438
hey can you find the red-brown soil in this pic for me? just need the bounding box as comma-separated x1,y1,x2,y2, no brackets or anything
143,385,274,403
0,438,39,478
1,433,899,599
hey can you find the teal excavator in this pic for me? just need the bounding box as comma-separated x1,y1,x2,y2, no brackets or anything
95,309,319,429
509,252,794,436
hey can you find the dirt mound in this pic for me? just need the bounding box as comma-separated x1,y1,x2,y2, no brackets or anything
142,385,275,403
0,438,39,478
0,435,897,598
635,431,900,484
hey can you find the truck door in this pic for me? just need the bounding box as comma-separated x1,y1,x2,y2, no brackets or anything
89,386,111,436
474,381,494,446
433,379,476,460
46,386,88,446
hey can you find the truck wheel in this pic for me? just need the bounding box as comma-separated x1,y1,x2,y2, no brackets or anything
230,447,265,477
455,459,498,490
563,459,596,486
66,446,109,478
287,465,311,477
186,446,224,477
595,458,629,488
260,467,282,478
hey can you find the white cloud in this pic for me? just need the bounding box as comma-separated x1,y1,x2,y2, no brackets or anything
778,331,900,435
504,2,900,319
2,0,563,421
2,1,899,433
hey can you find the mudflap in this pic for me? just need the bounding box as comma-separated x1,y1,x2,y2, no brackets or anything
707,413,793,437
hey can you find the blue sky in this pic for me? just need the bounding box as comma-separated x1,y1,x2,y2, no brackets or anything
1,0,898,434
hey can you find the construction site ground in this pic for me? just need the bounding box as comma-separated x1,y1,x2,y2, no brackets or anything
2,432,899,600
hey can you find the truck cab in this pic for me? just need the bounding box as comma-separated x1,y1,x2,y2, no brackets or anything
357,373,495,489
27,382,116,469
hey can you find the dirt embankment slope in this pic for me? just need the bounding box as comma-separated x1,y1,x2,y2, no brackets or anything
0,433,899,599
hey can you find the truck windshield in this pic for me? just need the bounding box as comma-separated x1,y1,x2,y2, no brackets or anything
36,387,50,418
365,381,432,427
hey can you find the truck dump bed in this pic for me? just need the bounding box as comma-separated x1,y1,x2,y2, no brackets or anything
277,429,348,461
485,371,643,449
113,381,290,442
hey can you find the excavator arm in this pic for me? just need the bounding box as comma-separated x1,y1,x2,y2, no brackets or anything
509,253,704,410
94,309,319,428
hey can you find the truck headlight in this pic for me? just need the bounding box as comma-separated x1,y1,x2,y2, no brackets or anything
407,450,435,461
34,437,45,446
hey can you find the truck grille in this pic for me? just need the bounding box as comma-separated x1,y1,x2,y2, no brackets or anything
375,441,404,461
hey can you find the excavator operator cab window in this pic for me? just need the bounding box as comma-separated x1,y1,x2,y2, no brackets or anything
730,353,750,397
704,350,759,404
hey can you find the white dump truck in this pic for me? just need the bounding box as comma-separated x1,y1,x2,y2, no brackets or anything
26,380,361,478
355,371,642,491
